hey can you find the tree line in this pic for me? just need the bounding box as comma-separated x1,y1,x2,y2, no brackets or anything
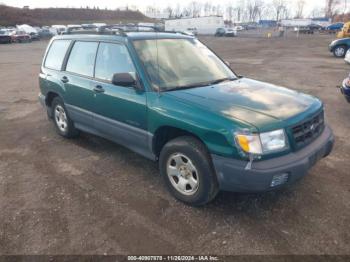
146,0,348,22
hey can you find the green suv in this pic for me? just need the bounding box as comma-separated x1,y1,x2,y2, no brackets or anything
38,30,334,205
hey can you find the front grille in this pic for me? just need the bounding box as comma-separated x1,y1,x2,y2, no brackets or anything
291,111,325,150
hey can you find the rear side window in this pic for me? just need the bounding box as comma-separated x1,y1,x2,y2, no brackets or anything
95,43,135,81
66,41,98,77
44,40,71,70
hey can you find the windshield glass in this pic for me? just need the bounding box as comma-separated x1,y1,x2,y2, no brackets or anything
132,38,236,91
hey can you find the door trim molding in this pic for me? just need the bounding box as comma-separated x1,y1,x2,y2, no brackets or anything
65,103,155,161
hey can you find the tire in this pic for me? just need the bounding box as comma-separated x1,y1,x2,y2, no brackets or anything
333,45,347,57
159,136,219,206
51,97,79,138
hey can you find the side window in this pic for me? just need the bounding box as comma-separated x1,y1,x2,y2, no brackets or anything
44,40,71,70
95,42,136,81
66,41,98,77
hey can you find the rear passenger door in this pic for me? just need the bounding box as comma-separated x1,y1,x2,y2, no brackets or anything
62,41,99,128
91,42,149,157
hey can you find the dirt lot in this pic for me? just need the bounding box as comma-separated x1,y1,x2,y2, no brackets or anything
0,34,349,256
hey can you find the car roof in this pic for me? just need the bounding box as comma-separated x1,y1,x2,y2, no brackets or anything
54,32,194,42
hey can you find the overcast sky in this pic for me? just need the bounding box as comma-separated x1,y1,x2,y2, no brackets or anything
0,0,325,14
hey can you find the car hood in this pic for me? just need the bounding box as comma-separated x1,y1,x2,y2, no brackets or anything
166,78,321,130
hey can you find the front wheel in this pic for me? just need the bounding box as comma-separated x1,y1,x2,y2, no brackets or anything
159,136,219,206
333,46,347,57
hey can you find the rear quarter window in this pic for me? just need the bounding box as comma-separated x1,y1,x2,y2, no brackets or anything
44,40,71,70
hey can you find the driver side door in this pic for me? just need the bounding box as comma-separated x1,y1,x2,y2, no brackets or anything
91,42,151,158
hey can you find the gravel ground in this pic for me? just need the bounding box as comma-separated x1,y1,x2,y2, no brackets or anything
0,34,349,256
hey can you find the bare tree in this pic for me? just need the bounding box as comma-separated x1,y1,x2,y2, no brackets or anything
272,0,288,21
188,1,202,17
165,5,174,18
247,0,264,22
325,0,340,18
203,2,212,16
295,0,305,18
226,5,233,22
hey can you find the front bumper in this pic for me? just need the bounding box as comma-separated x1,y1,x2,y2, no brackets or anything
212,125,334,192
329,45,334,52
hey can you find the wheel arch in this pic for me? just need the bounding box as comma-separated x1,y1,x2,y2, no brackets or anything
45,91,61,107
152,126,209,158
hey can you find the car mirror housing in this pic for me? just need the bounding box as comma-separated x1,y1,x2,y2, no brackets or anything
112,72,141,90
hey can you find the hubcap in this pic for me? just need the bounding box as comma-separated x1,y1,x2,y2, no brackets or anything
54,105,68,132
166,153,199,196
335,47,345,57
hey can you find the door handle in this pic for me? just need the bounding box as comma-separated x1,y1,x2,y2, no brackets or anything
61,76,69,83
93,85,105,93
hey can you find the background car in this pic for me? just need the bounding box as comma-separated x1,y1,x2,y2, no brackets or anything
233,25,244,31
12,30,31,43
38,28,54,38
329,37,350,57
215,27,226,37
29,32,40,41
215,27,236,37
225,28,237,37
326,22,344,33
294,26,315,34
0,29,12,44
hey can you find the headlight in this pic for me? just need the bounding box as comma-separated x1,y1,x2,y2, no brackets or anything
260,129,287,153
235,129,287,155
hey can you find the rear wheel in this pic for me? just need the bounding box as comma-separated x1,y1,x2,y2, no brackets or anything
51,97,79,138
333,45,347,57
159,136,219,206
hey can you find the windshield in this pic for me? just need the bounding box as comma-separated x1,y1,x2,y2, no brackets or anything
132,38,236,91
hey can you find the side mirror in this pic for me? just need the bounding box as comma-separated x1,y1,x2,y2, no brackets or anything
112,72,141,90
224,60,231,66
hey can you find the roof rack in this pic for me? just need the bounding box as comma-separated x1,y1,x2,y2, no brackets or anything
62,24,190,37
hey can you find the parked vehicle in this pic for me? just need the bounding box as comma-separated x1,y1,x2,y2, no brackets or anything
214,28,236,37
340,74,350,103
337,22,350,38
329,38,350,57
29,32,40,40
225,28,237,37
326,22,344,33
51,25,67,35
245,23,258,30
0,29,12,44
13,30,31,43
38,28,54,38
233,25,244,31
38,30,334,205
294,26,315,34
215,27,226,37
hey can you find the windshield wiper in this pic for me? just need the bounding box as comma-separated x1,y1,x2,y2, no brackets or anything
209,77,237,85
164,77,237,92
165,82,212,91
